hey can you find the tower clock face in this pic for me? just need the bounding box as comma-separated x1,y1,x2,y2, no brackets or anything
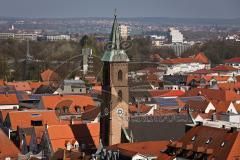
116,108,124,117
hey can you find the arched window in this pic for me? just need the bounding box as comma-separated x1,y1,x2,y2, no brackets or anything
118,70,123,81
118,90,122,102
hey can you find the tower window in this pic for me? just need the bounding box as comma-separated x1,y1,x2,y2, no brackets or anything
118,90,122,102
118,70,123,81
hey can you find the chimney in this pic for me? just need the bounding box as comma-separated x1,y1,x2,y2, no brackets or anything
211,113,217,121
222,125,226,129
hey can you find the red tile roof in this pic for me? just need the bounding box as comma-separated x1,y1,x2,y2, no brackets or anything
7,110,64,131
47,123,100,152
211,100,232,113
149,90,185,97
202,76,230,82
108,140,172,159
186,100,211,112
41,69,60,82
161,52,209,65
6,82,32,91
0,128,20,159
211,65,238,72
29,81,49,90
191,69,213,75
0,94,19,105
0,79,5,86
225,57,240,63
182,88,240,102
169,126,240,160
194,52,209,64
40,95,96,112
129,104,152,114
218,82,240,91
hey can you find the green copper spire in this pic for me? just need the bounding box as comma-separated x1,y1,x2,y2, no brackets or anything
101,11,129,62
110,9,120,50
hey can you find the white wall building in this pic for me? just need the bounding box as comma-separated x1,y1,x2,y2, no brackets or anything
169,27,184,43
119,25,129,40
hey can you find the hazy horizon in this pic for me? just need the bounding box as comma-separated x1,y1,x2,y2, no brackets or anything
0,0,239,19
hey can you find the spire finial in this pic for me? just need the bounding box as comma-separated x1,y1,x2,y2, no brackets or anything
114,8,117,17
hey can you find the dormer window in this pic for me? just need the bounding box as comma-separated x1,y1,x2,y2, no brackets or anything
75,106,81,113
206,137,212,144
63,106,69,113
55,107,61,114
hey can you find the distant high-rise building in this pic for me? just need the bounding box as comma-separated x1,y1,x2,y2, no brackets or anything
169,27,184,43
81,48,93,75
119,25,129,40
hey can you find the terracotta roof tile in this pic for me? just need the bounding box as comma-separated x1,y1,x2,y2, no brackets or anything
170,126,240,160
40,95,96,113
41,69,60,82
211,65,238,72
108,140,171,159
6,82,32,91
47,123,100,152
0,94,19,105
186,100,211,112
225,57,240,63
218,82,240,91
0,128,20,159
183,88,240,102
129,104,152,114
0,79,5,86
7,110,65,131
149,90,185,98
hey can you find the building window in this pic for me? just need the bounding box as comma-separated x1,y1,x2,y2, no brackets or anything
31,120,43,126
63,106,69,113
118,70,123,81
118,90,122,102
75,106,81,113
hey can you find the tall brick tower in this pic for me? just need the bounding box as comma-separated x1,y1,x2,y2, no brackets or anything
100,12,129,146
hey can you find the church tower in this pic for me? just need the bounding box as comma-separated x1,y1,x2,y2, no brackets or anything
100,12,129,146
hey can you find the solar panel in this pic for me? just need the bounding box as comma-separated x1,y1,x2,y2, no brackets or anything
180,96,205,103
152,98,179,106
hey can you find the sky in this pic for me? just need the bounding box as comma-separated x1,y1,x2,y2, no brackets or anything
0,0,239,19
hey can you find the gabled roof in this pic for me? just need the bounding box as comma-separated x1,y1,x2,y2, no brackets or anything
108,141,171,159
211,65,238,72
212,100,232,113
202,76,230,82
218,82,240,90
0,94,19,105
129,104,152,114
186,100,211,112
161,52,209,65
191,69,213,75
6,110,64,131
193,52,209,64
182,88,240,102
41,69,60,82
168,126,240,160
40,95,96,111
47,123,100,152
149,90,185,98
225,57,240,63
0,128,20,159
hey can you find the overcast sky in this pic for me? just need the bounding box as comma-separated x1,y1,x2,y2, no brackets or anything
0,0,239,19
